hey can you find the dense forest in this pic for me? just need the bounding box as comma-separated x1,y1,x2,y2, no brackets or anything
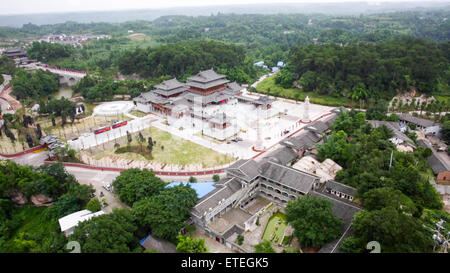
10,70,59,100
72,76,147,101
1,9,449,68
0,162,95,252
27,41,74,62
118,40,259,83
275,38,450,100
1,10,449,103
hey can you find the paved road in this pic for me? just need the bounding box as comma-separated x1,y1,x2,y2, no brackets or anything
65,166,127,212
2,150,50,167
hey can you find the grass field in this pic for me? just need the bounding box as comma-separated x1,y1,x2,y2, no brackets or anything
129,110,148,117
262,212,288,245
91,127,235,168
255,75,355,108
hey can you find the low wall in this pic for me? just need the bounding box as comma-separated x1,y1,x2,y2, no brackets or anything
0,145,46,158
43,160,225,176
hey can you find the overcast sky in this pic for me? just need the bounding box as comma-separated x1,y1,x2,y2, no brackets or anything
0,0,446,15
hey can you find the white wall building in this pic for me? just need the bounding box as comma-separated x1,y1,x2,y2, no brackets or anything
58,209,105,237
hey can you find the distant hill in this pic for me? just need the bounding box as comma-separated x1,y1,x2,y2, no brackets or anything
1,1,449,27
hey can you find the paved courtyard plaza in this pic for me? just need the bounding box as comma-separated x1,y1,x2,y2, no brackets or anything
162,96,333,158
33,96,334,172
93,101,135,116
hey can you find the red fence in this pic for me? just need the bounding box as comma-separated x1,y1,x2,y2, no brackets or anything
43,160,225,176
0,145,47,158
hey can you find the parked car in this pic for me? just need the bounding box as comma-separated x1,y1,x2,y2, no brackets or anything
102,183,112,192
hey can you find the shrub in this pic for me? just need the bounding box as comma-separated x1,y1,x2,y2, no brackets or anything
189,176,197,183
237,234,244,245
86,198,101,212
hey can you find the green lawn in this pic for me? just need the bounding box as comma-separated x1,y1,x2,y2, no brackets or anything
94,127,236,168
255,75,355,108
129,110,148,117
262,212,288,245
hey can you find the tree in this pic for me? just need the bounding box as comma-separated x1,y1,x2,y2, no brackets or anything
176,235,208,253
132,185,198,240
285,196,343,248
212,174,220,182
189,176,197,183
28,41,73,62
441,120,450,144
26,134,33,148
126,131,132,151
352,207,434,253
86,198,101,212
11,69,59,100
137,132,145,152
339,237,365,253
253,240,275,253
69,209,141,253
147,137,153,151
236,234,244,245
35,124,42,140
44,194,81,220
0,55,16,75
362,187,418,216
317,130,349,164
112,169,165,206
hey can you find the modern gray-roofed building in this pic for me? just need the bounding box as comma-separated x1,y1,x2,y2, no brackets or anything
258,161,319,200
227,159,260,182
397,113,441,135
417,139,450,176
190,155,358,251
189,108,362,252
281,130,323,152
318,180,357,202
427,152,450,175
263,146,299,166
367,120,416,150
190,159,321,248
140,235,177,253
304,120,330,134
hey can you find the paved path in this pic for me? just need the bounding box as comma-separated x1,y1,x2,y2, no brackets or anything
1,149,49,167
